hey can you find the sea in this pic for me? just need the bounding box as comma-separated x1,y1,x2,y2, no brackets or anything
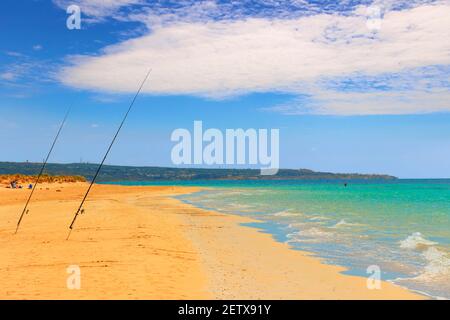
108,179,450,299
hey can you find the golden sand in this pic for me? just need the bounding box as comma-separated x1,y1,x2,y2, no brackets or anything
0,183,423,299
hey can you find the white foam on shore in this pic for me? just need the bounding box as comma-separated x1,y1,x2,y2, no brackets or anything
301,227,334,238
394,233,449,299
308,215,329,221
418,247,450,280
287,222,309,229
273,210,302,217
399,232,438,250
286,227,335,244
393,246,450,299
330,219,362,228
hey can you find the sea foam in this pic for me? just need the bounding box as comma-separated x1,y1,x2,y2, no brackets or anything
419,247,450,280
330,219,362,228
273,210,301,217
399,232,438,250
394,246,450,299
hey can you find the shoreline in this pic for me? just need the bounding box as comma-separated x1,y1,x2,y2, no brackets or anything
174,193,425,300
0,183,424,299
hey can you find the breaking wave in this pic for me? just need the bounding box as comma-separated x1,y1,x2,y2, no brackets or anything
273,210,302,217
399,232,438,250
286,227,335,244
330,219,363,228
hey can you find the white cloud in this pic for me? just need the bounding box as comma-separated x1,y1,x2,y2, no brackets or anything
0,53,58,96
0,72,17,81
58,3,450,114
33,44,43,51
266,89,450,115
5,51,25,57
54,0,446,24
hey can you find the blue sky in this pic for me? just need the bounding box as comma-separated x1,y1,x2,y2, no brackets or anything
0,0,449,178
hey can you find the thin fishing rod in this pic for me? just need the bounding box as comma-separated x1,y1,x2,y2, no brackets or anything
15,107,71,234
66,69,152,240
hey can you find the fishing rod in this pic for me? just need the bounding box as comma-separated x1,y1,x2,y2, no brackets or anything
15,107,71,234
66,69,152,240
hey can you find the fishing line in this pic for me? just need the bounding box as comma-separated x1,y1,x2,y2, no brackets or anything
66,69,152,240
15,106,71,234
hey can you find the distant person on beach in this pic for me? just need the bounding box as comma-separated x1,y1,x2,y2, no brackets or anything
10,180,17,189
28,184,33,189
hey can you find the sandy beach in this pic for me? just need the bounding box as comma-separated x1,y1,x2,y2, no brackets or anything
0,183,423,299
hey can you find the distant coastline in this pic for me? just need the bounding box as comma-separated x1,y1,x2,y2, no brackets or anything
0,161,397,182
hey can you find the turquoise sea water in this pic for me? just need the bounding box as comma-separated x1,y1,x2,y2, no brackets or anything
108,179,450,299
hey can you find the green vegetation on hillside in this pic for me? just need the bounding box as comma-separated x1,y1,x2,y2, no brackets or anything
0,162,397,182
